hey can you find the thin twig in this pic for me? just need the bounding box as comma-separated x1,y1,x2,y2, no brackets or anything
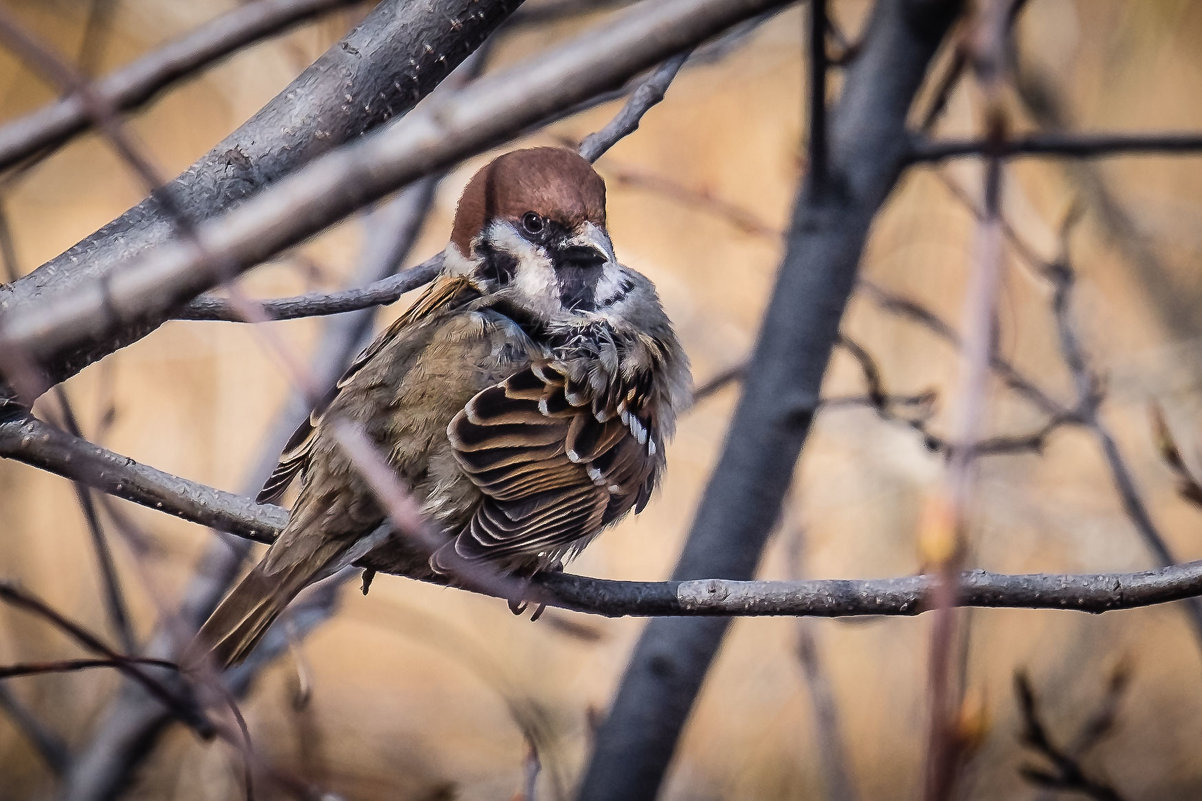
1015,672,1129,801
910,131,1202,163
0,684,69,774
52,386,137,654
785,526,860,801
1043,221,1202,653
579,50,692,163
0,582,211,735
806,0,828,193
924,5,1011,797
177,255,443,322
0,0,369,174
0,657,177,679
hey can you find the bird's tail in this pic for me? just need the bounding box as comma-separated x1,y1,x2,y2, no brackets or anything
187,540,337,670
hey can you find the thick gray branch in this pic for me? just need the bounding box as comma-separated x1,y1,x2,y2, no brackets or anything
0,0,521,399
0,0,367,172
577,2,965,798
0,0,793,403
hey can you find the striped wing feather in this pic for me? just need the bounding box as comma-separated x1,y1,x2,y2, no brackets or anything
445,362,659,567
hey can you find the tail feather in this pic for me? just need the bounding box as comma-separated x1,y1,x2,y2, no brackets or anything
188,555,324,670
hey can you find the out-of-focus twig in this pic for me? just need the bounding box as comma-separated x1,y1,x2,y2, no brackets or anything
1038,213,1202,653
50,387,137,655
1015,672,1129,801
785,525,860,801
910,131,1202,163
806,0,828,193
0,582,210,735
0,684,69,774
924,4,1011,798
0,0,371,174
1149,405,1202,507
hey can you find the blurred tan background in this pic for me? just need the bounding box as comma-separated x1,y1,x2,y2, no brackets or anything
4,1,1202,798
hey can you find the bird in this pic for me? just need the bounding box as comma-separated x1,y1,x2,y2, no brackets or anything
191,147,691,668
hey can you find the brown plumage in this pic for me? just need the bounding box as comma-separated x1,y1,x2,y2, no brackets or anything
191,148,690,669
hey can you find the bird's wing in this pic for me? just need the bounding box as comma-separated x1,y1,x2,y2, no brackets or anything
441,359,663,570
257,275,480,504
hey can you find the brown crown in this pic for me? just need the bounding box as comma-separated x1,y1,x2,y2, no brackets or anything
450,147,607,255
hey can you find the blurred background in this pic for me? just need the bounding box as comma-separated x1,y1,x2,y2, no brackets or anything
3,0,1202,798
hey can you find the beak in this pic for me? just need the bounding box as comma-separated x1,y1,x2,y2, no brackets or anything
561,221,615,266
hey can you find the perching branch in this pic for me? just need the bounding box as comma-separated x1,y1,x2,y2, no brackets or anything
7,413,1202,618
11,408,1202,613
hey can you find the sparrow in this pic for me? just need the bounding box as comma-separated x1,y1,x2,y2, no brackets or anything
192,147,691,668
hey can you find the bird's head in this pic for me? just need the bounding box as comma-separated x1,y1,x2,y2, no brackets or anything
446,147,640,326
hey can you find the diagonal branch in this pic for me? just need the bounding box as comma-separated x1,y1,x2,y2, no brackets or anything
0,0,368,174
0,0,522,405
576,2,965,797
0,0,794,404
175,255,444,322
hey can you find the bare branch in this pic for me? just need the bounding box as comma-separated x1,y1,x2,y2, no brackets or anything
0,583,210,735
0,0,522,403
0,414,286,543
0,0,789,407
1,0,790,402
578,50,692,163
176,255,444,322
577,1,965,795
8,413,1202,619
910,131,1202,163
0,0,368,173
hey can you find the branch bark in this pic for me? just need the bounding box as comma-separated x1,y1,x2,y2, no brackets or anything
0,0,794,408
909,131,1202,162
0,0,522,405
576,2,965,798
0,0,368,172
5,415,1202,619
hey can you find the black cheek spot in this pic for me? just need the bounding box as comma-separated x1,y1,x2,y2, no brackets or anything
482,249,518,285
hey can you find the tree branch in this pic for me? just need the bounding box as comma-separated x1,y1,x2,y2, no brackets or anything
909,131,1202,162
4,414,1202,619
175,254,443,322
0,0,522,404
577,49,692,163
0,0,368,174
0,0,793,406
577,2,965,797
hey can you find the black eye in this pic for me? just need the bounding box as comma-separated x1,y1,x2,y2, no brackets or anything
521,212,545,236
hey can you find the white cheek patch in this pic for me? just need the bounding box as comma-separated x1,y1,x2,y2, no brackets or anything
443,242,476,276
486,221,560,309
